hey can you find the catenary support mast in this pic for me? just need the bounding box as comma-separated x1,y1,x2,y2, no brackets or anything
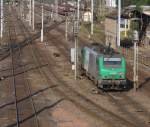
41,0,44,42
117,0,121,47
32,0,35,30
0,0,3,38
91,0,93,35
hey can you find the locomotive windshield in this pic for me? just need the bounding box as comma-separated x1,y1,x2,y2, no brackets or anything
104,58,122,67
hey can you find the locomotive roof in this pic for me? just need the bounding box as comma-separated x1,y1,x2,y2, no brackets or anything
103,54,123,58
84,43,123,58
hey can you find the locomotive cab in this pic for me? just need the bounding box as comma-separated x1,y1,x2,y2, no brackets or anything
97,55,127,90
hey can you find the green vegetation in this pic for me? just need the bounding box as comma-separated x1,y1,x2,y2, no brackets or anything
131,21,140,31
80,22,105,42
80,22,91,34
97,16,105,22
132,0,150,6
122,0,150,7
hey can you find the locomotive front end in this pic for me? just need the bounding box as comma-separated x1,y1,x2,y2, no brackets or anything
98,56,127,90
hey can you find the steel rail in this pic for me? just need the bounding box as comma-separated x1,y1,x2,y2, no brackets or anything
10,6,40,127
8,13,20,127
18,42,40,127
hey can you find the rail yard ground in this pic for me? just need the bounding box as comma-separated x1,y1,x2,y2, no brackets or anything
0,4,150,127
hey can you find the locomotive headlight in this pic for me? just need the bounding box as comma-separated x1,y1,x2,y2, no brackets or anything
119,72,123,75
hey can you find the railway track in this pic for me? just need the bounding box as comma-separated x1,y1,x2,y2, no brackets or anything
0,6,41,127
28,9,150,126
8,6,62,127
0,4,149,127
30,35,140,127
43,14,150,127
0,5,57,127
0,13,64,62
46,30,150,127
22,4,150,127
7,5,138,127
0,5,61,127
106,92,150,127
31,6,150,127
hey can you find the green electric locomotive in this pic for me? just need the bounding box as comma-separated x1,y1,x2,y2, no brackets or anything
80,43,127,90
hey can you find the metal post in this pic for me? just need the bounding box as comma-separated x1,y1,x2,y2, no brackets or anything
77,0,80,61
77,0,80,22
136,41,138,84
22,0,24,20
73,16,77,80
124,19,127,37
75,40,78,80
49,1,51,21
65,15,68,41
91,0,93,35
0,0,3,38
20,0,23,20
19,1,21,19
29,0,32,26
74,19,78,80
22,0,26,20
41,1,44,42
21,0,24,20
32,0,35,30
55,0,58,20
73,0,80,80
74,0,80,80
13,0,15,6
117,0,121,47
133,30,139,91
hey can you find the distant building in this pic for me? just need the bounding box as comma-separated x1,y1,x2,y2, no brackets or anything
120,18,131,37
105,5,150,48
83,11,92,22
105,13,130,49
105,0,117,8
142,11,150,47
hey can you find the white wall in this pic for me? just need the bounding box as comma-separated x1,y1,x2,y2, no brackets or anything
83,12,92,22
105,0,116,8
